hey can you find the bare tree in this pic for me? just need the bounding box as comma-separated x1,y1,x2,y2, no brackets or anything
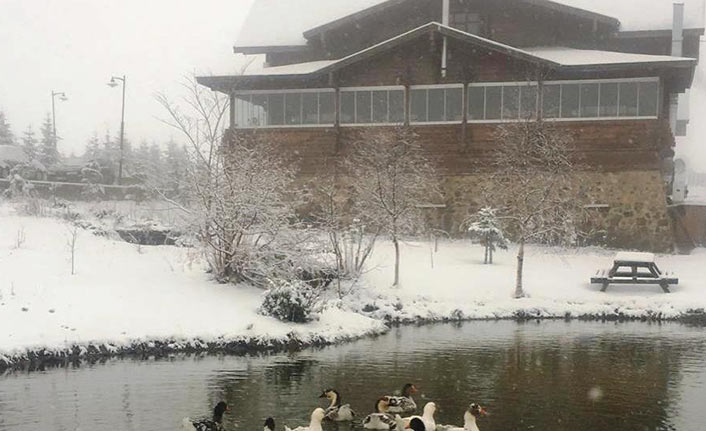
312,174,379,298
489,120,585,298
156,76,315,286
346,127,440,287
66,225,79,275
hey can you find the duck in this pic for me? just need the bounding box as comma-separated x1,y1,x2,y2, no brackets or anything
284,408,326,431
181,401,230,431
402,402,436,431
363,396,400,430
319,388,356,421
436,403,487,431
264,417,276,431
387,383,419,414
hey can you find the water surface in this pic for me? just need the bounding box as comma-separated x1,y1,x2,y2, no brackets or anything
1,320,706,430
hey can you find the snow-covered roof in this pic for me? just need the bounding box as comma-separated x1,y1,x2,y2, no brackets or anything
0,145,28,167
236,0,706,50
236,0,388,49
234,25,695,79
242,60,338,76
524,47,696,67
553,0,705,32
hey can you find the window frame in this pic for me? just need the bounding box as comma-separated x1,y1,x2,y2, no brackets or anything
339,85,406,127
467,77,661,123
409,83,465,125
232,88,336,129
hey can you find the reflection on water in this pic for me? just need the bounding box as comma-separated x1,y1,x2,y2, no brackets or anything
1,321,706,431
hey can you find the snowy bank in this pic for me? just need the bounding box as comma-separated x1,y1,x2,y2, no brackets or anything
0,204,386,369
2,201,706,370
352,240,706,322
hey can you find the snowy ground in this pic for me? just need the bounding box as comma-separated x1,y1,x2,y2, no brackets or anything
1,200,705,366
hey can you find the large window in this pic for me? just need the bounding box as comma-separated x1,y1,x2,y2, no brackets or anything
340,87,405,125
410,85,464,124
233,89,335,128
468,83,538,121
469,78,659,122
450,11,482,34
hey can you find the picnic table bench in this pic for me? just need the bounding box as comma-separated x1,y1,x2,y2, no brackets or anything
590,252,678,293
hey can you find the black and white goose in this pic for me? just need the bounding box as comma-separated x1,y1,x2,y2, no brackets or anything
181,401,230,431
264,417,276,431
437,403,487,431
363,396,399,430
387,383,419,414
319,388,356,421
284,407,326,431
402,402,437,431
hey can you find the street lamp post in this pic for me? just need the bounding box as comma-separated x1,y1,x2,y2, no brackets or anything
107,75,126,185
51,91,67,154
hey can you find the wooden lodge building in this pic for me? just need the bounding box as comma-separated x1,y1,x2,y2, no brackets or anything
197,0,705,251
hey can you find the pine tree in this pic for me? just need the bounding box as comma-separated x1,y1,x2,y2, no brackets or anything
84,132,101,161
164,140,189,195
0,111,15,146
21,125,38,161
39,113,59,166
466,207,508,264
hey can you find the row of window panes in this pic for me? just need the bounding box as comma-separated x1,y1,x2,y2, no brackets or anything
340,88,405,124
233,80,659,128
410,87,464,123
468,81,659,121
233,91,335,127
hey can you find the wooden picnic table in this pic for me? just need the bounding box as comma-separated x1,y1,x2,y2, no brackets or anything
590,252,678,293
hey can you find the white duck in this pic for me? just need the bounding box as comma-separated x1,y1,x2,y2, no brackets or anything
285,408,326,431
387,383,419,414
319,388,356,421
363,397,398,430
436,403,487,431
402,402,436,431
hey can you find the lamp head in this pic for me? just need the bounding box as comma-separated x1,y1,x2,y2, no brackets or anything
107,78,119,88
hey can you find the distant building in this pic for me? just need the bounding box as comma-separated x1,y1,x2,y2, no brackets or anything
198,0,705,251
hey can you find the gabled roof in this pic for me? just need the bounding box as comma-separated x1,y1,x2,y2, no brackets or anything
199,23,696,91
235,0,705,52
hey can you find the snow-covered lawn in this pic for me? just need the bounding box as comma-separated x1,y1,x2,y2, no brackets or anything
0,204,384,364
1,201,705,365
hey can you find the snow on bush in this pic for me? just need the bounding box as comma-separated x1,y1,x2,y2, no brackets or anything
259,279,317,323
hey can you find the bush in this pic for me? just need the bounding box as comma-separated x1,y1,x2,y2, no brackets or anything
259,279,316,323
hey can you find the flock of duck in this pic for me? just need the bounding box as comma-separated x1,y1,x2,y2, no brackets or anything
182,384,488,431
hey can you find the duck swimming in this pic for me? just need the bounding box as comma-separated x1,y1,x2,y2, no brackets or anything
181,401,229,431
387,383,419,414
284,408,326,431
402,402,437,431
363,396,399,430
437,403,487,431
319,388,356,421
264,417,276,431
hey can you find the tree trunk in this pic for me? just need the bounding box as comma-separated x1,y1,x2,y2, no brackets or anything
393,236,400,287
514,239,525,298
484,242,489,264
489,243,493,264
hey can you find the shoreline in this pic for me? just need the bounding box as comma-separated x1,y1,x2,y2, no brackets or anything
4,309,706,373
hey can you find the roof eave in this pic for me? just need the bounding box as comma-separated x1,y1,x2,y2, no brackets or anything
615,28,705,39
233,45,310,55
559,59,697,72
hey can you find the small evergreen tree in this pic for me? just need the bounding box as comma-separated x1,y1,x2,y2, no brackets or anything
21,125,38,161
84,132,101,161
466,207,508,264
0,111,15,146
39,113,59,166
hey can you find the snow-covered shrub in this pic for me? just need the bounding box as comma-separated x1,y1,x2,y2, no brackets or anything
259,279,316,323
3,172,33,199
81,182,105,201
464,207,508,264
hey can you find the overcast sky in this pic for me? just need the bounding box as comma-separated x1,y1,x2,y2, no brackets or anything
0,0,253,156
0,0,704,171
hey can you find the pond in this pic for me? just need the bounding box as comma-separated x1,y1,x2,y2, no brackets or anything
1,320,706,431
